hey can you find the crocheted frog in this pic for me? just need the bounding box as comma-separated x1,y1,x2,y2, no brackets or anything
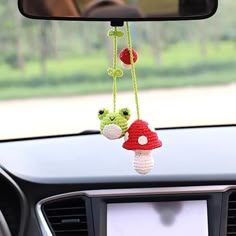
98,108,131,140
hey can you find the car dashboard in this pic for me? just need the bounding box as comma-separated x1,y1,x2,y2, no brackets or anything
0,125,235,236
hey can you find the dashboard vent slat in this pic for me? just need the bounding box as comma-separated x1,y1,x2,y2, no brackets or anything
43,197,88,236
227,192,236,236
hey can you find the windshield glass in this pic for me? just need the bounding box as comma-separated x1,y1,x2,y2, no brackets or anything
0,0,235,140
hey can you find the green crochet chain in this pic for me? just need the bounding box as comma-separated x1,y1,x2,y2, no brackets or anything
98,26,131,140
98,22,162,175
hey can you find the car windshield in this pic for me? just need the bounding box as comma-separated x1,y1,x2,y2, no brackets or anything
0,0,235,140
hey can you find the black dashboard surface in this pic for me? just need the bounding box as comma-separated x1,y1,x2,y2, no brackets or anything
0,125,235,236
0,125,235,184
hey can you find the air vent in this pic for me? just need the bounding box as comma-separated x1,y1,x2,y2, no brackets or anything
227,192,236,235
43,197,88,236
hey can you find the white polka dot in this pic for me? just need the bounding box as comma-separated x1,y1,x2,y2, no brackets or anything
124,132,129,141
138,136,148,145
148,125,156,132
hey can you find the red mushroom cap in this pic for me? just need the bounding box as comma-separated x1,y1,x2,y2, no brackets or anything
119,48,138,65
123,120,162,151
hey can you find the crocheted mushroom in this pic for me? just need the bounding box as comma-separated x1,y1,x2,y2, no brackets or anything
119,47,138,68
123,120,162,175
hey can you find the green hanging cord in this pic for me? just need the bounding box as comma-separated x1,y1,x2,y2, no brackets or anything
125,22,141,120
107,27,124,113
113,27,118,113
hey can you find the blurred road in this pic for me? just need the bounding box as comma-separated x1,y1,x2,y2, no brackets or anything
0,84,235,139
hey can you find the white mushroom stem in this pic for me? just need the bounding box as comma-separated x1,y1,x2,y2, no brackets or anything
133,150,154,175
122,62,131,69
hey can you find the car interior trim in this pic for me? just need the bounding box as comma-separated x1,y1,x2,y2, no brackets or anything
0,168,28,236
36,185,236,236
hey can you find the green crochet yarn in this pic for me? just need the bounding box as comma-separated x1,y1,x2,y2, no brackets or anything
98,108,131,140
98,26,131,140
125,22,141,120
107,29,124,37
107,27,124,113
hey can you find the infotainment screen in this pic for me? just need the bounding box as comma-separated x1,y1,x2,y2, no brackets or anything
107,200,208,236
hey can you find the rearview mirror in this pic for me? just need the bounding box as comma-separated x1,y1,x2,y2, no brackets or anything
18,0,218,24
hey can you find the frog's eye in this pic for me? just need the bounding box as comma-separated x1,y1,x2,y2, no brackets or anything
98,108,109,120
123,111,129,116
99,110,104,115
119,108,131,121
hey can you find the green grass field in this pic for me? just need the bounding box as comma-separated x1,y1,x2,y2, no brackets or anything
0,41,235,100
